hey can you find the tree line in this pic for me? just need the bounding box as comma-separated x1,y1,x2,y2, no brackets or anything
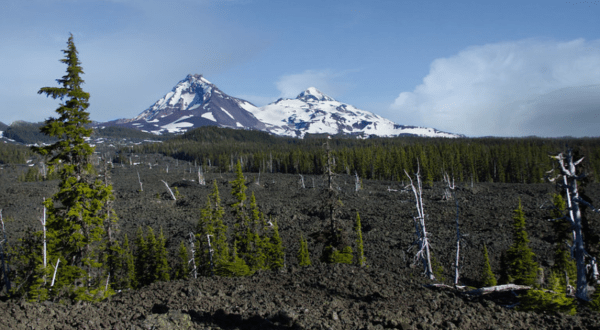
128,127,600,185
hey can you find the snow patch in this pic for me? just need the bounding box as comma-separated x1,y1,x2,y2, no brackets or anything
201,112,216,121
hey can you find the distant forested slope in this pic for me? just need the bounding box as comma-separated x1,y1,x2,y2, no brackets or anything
127,126,600,184
0,143,31,164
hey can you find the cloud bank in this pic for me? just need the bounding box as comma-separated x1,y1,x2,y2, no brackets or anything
389,38,600,137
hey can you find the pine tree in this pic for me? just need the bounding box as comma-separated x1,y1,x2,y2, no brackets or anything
155,228,170,282
215,241,253,277
519,271,576,315
298,234,311,267
500,199,539,286
145,227,159,283
31,34,117,300
481,243,497,287
550,193,577,290
134,227,148,288
265,219,285,270
175,241,189,280
197,180,229,275
355,212,366,267
122,234,136,289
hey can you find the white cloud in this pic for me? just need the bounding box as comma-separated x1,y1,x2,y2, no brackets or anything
275,69,353,99
388,38,600,137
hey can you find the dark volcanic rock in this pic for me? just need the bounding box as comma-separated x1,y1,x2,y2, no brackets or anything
0,155,599,329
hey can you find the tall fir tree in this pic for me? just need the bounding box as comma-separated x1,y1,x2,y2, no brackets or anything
355,212,366,267
197,180,229,275
121,234,136,290
265,219,285,270
175,240,189,280
155,228,170,282
500,199,539,286
550,193,577,290
298,234,311,267
481,243,497,287
134,227,148,288
32,34,117,301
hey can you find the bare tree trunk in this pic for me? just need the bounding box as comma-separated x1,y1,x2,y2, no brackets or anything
0,209,11,292
137,171,143,192
405,160,434,280
548,150,600,300
51,258,60,287
188,233,197,279
161,180,176,201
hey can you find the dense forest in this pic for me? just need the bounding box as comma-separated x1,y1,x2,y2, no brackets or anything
126,126,600,184
0,143,32,164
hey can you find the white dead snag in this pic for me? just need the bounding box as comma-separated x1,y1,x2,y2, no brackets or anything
0,209,11,292
166,164,169,173
161,180,176,201
405,160,434,280
465,284,532,296
355,171,361,192
444,172,461,285
256,170,260,186
206,234,214,276
198,166,206,185
547,149,599,300
40,201,47,269
105,273,110,292
188,232,197,279
299,174,305,189
137,171,143,192
50,258,60,287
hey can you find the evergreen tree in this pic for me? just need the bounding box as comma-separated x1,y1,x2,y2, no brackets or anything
265,219,285,270
31,34,117,301
155,228,170,282
500,199,539,286
197,180,229,275
215,241,253,277
481,243,497,287
121,234,136,289
175,241,189,280
298,234,311,267
590,284,600,312
134,227,148,288
355,212,366,267
145,227,159,283
550,194,577,290
519,271,576,315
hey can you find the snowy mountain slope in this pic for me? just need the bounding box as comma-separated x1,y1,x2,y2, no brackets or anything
99,74,460,138
248,87,460,138
103,74,265,134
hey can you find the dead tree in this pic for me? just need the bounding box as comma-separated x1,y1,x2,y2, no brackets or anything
188,232,198,279
198,166,206,185
161,180,176,201
405,161,434,280
0,209,11,292
443,172,461,285
137,171,143,192
547,149,600,300
299,174,305,189
355,171,361,192
40,201,47,270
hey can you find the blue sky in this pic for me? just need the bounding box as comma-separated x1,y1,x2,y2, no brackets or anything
1,0,600,137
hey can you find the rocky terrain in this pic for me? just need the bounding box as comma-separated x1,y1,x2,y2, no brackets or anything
0,154,599,329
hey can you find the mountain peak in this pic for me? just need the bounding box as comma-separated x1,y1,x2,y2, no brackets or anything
185,73,211,85
296,87,335,102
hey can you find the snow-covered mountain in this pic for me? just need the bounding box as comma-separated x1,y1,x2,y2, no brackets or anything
100,74,461,138
102,74,265,134
247,87,459,138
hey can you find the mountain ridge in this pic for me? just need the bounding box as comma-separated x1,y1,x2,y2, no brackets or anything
98,74,462,138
